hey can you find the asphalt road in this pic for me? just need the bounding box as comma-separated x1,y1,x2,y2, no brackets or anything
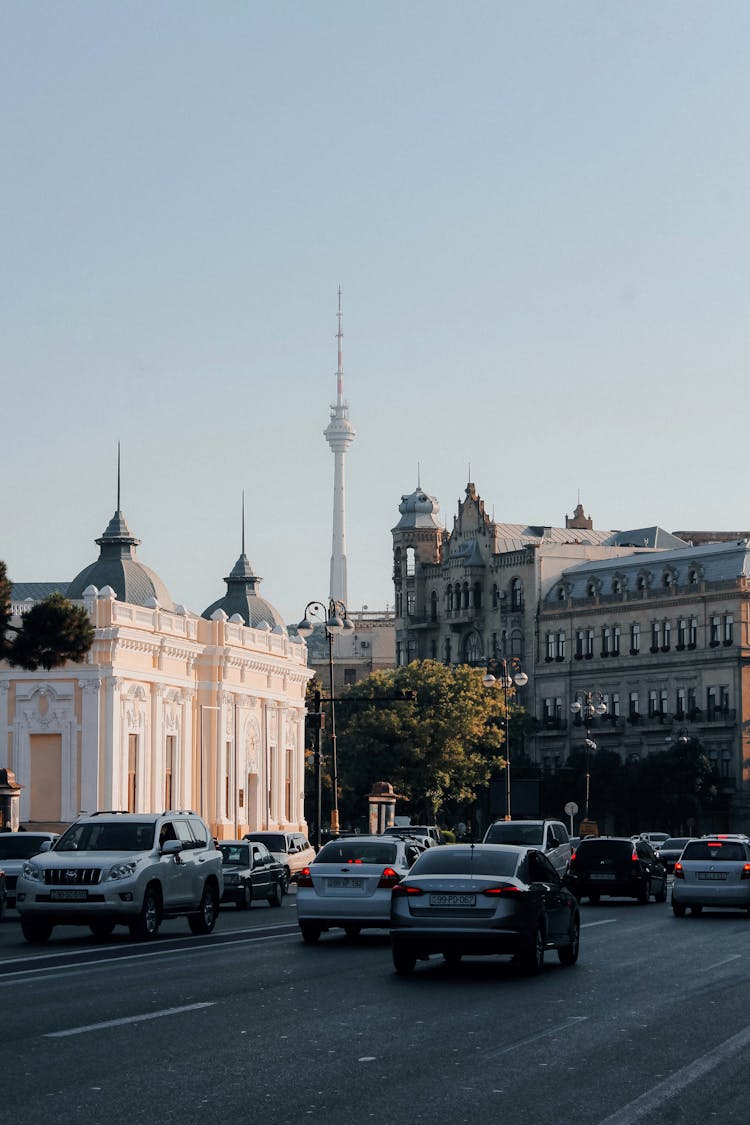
2,890,750,1125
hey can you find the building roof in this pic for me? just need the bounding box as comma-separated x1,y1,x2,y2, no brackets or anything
66,508,174,610
491,522,687,551
393,484,443,531
201,551,286,632
11,582,68,603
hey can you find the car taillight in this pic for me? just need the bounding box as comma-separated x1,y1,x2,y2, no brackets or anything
483,884,522,896
570,849,577,863
631,851,639,863
392,883,422,896
742,864,750,881
673,862,684,879
378,867,401,888
297,867,314,888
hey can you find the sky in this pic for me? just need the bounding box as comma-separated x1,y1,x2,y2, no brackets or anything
2,2,749,624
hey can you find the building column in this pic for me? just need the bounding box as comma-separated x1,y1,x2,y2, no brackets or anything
79,677,102,815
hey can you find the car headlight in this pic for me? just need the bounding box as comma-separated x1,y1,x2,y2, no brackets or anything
105,861,138,881
22,861,43,882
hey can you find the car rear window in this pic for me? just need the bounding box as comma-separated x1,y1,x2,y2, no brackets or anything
220,844,250,866
682,842,747,862
246,833,287,852
576,840,632,860
484,823,544,846
315,841,398,865
411,847,519,877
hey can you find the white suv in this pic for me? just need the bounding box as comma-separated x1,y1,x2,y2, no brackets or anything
16,811,223,944
482,819,572,877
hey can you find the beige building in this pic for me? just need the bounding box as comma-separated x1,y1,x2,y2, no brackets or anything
302,609,395,698
1,504,312,839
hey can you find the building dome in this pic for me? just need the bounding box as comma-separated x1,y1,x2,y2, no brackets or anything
201,552,286,632
67,508,174,610
393,483,442,531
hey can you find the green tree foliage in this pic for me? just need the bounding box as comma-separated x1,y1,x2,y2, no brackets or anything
335,660,513,822
0,562,94,671
635,738,718,833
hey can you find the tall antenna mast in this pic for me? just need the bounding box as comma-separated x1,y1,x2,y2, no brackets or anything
336,285,344,405
324,287,357,606
117,441,121,510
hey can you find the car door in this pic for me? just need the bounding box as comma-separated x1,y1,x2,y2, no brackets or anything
637,840,664,891
528,850,570,941
251,844,272,897
160,819,194,907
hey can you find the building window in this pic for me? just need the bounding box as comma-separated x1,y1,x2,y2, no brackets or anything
395,591,403,617
613,577,622,595
430,639,437,659
648,690,657,718
601,626,610,656
406,547,416,577
611,693,620,718
543,698,553,723
447,586,454,612
612,625,621,656
677,619,686,647
630,623,640,654
546,633,555,661
474,582,482,610
662,620,670,649
463,583,470,609
165,735,175,810
676,688,686,719
710,616,721,645
575,629,584,658
511,578,523,610
556,631,566,660
430,591,438,621
585,628,594,657
687,687,697,717
663,571,673,589
651,621,661,650
707,686,717,719
407,591,416,616
720,686,730,714
629,692,639,720
344,668,357,685
660,689,668,716
688,568,698,584
724,615,734,644
444,637,452,663
689,617,698,646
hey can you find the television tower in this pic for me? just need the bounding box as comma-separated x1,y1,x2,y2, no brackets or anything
324,287,356,606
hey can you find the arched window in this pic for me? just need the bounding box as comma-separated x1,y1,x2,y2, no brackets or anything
462,583,470,609
393,547,402,579
430,590,438,621
446,586,454,612
464,631,483,664
510,578,523,610
406,547,416,577
473,582,482,610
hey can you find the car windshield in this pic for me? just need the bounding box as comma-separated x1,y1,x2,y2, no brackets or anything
412,847,519,878
682,842,747,862
246,834,286,852
220,844,250,866
0,836,52,859
315,841,398,865
55,821,155,852
484,823,544,846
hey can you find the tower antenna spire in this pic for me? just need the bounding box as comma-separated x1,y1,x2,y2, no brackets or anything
117,441,121,511
242,490,245,555
325,287,356,605
336,285,344,405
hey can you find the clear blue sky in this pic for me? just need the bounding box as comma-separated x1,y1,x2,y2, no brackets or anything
2,2,749,623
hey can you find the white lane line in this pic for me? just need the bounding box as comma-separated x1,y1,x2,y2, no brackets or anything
597,1022,750,1125
701,953,741,972
582,918,617,929
46,1001,215,1038
0,931,299,984
484,1016,588,1058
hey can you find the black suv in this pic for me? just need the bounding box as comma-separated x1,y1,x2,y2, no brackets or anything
565,836,667,904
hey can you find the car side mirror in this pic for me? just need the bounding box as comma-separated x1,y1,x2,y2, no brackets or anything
548,836,560,849
40,840,53,852
161,839,183,856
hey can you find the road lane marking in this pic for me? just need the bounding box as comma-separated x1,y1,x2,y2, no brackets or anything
45,1001,215,1037
484,1016,588,1058
596,1022,750,1125
701,953,741,972
582,918,616,928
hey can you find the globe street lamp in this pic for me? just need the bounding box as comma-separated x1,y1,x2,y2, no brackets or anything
483,656,528,821
570,690,607,820
297,599,354,837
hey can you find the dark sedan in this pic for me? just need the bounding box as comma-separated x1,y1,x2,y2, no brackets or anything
389,844,580,975
565,836,667,904
218,840,286,909
655,837,695,874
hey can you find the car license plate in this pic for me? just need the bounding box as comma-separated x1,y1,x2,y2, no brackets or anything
429,894,476,906
50,888,88,901
590,874,616,881
697,872,727,881
327,878,363,890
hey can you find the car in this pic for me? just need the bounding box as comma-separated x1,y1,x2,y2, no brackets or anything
672,837,750,916
382,828,436,850
389,844,581,976
482,819,572,878
243,831,316,890
632,832,670,849
566,836,667,904
383,824,443,846
218,840,286,909
15,810,223,943
0,832,60,908
296,834,424,943
654,837,695,874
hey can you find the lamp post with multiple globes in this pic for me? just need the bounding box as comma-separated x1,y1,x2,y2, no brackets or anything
482,656,528,821
570,690,608,820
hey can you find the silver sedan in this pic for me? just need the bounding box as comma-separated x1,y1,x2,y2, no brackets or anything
672,838,750,915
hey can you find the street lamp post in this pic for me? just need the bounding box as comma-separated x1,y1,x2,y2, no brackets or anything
297,599,354,838
570,690,607,820
482,656,528,821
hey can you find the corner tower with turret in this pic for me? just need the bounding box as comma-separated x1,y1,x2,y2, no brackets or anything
391,480,444,664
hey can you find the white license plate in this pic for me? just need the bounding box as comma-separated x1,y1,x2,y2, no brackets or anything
50,888,88,901
429,893,476,906
327,878,363,890
697,872,727,881
590,873,616,881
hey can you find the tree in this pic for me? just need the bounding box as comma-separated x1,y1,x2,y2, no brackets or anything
0,561,94,671
334,660,513,825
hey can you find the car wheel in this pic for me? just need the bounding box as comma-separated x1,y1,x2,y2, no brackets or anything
189,882,219,934
638,878,651,905
89,921,116,939
655,880,668,903
21,917,53,944
672,902,686,917
558,915,580,967
690,904,703,915
300,922,321,944
268,882,283,908
442,951,462,965
237,882,252,911
392,945,417,975
129,886,162,941
588,893,600,905
519,924,545,976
